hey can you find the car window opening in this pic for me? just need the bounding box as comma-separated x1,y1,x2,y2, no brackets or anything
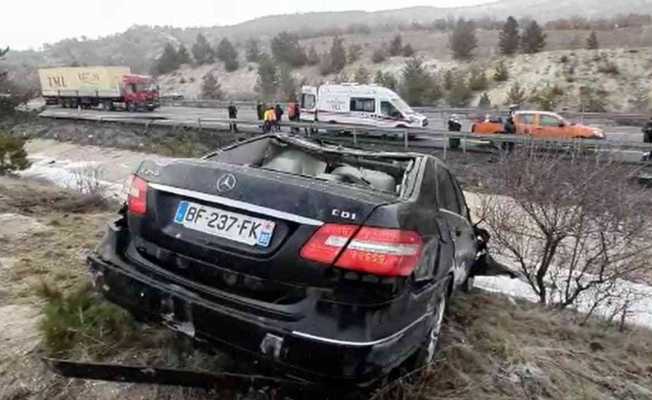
208,136,415,195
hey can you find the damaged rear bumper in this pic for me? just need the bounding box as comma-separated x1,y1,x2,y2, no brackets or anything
87,222,431,385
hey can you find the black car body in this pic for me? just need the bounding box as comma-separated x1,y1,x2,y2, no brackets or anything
89,134,489,385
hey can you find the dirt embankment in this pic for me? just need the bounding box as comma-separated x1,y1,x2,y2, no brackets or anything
7,116,244,158
1,176,651,400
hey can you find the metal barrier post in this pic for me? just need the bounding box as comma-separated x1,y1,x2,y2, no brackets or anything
353,129,357,146
462,134,466,154
443,137,448,159
404,130,408,150
198,118,202,129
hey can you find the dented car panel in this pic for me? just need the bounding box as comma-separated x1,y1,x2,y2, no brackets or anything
89,134,487,385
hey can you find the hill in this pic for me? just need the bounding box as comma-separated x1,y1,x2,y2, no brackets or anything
4,0,652,74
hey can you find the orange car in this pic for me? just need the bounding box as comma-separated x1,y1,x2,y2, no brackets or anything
472,111,606,140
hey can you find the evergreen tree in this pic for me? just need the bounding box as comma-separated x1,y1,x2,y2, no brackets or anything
255,55,278,101
371,48,387,64
402,44,415,57
449,19,478,60
521,21,546,54
630,83,650,112
176,45,192,65
354,65,370,84
468,68,488,91
499,16,520,56
505,82,527,105
347,44,363,63
245,39,261,63
306,46,320,66
328,37,347,74
155,43,181,75
493,60,509,81
446,78,473,107
200,73,223,100
586,31,599,50
270,32,307,67
192,34,215,65
216,38,239,72
400,58,438,106
478,92,492,109
443,70,454,90
0,133,29,175
278,64,298,101
389,34,403,57
374,71,398,91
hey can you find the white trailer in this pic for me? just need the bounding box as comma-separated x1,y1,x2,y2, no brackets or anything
300,84,428,129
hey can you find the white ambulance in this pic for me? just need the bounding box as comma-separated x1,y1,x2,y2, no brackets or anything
300,84,429,129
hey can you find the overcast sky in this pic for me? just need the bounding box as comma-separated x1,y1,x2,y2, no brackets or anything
4,0,494,50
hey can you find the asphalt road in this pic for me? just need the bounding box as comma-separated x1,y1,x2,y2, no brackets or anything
41,105,646,144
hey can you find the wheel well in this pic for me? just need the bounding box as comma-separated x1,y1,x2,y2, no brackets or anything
447,273,455,298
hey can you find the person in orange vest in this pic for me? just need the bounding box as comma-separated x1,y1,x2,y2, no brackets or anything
263,106,276,133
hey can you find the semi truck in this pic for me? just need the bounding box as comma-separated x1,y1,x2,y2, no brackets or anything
38,66,160,111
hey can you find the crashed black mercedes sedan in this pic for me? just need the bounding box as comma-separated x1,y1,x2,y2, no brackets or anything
88,134,498,385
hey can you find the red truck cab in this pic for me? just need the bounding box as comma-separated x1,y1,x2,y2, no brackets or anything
123,74,160,111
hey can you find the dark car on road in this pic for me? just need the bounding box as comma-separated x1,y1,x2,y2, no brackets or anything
88,134,498,386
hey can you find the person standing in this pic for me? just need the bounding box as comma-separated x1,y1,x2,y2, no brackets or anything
287,100,299,133
228,102,238,133
263,106,276,133
274,104,284,132
256,102,264,121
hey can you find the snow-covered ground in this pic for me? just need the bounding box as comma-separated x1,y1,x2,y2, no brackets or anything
19,139,652,329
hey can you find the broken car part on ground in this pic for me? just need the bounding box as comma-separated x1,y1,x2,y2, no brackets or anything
59,134,511,388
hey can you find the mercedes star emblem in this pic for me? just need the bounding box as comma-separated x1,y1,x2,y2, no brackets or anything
216,173,237,193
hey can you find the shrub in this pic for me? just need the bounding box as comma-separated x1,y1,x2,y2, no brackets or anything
505,82,526,105
449,19,478,60
468,68,489,91
38,283,137,357
446,78,473,107
372,48,387,64
493,60,509,82
0,132,29,175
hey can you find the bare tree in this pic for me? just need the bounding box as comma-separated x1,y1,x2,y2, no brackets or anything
478,149,651,315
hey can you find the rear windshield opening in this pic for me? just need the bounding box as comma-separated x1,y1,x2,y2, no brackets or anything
206,137,415,196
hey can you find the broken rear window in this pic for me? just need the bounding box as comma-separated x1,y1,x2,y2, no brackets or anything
205,136,416,196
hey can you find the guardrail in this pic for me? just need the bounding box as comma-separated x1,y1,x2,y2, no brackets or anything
39,110,652,165
159,99,650,125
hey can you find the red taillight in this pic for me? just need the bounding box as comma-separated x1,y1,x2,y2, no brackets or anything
127,175,148,215
299,224,358,265
300,224,423,277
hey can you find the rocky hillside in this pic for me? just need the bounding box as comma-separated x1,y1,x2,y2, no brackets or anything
5,0,652,75
160,47,652,112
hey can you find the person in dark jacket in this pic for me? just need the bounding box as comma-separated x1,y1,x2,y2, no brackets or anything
256,102,264,121
274,104,284,132
643,117,652,143
228,102,238,133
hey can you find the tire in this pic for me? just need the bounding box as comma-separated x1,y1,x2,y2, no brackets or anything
408,276,450,369
127,102,137,112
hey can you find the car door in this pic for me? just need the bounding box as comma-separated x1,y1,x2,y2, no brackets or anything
435,164,476,286
538,114,565,139
515,113,536,135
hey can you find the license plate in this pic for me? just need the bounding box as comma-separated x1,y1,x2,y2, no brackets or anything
174,201,275,247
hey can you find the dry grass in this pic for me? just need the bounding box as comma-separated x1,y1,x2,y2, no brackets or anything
375,292,652,400
1,176,651,399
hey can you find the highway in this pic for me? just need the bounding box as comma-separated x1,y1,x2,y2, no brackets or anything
40,105,646,144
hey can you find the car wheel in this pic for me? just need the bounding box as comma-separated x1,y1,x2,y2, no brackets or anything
127,102,137,112
409,277,450,368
